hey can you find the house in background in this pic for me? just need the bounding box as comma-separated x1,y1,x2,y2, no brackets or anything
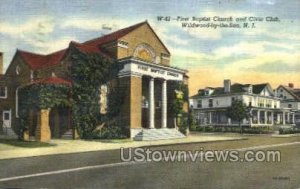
190,80,296,128
276,83,300,127
0,21,188,141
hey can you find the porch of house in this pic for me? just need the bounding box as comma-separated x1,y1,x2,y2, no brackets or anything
194,108,296,128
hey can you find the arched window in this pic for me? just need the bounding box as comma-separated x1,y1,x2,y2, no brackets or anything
133,43,157,63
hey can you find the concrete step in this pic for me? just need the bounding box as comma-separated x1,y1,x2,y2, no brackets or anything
133,128,185,141
0,128,18,139
61,129,73,139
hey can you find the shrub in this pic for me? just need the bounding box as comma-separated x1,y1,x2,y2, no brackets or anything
93,124,129,139
193,125,274,134
279,127,300,135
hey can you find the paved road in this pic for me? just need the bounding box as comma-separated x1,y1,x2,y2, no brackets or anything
0,136,299,189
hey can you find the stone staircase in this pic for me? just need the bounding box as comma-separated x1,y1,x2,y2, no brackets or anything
1,127,18,139
61,129,73,139
133,128,185,141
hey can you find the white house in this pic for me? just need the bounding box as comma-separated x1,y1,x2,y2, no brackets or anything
190,80,296,127
276,83,300,127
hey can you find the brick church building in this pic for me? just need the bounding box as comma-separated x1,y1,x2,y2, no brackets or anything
0,21,189,141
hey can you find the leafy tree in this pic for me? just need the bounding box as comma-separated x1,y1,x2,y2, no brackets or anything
70,46,118,138
226,100,250,134
169,81,189,134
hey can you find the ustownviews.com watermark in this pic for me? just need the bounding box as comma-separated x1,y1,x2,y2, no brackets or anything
120,148,281,163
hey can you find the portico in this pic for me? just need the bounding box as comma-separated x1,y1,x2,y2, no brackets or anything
118,57,187,139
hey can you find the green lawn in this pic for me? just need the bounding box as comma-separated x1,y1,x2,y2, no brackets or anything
0,139,56,150
85,138,133,143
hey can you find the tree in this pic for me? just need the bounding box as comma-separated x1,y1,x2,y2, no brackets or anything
226,100,250,134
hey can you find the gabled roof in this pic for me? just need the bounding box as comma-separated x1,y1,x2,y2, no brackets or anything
12,21,166,71
252,83,268,94
191,82,273,98
70,41,111,59
17,49,66,70
277,85,300,100
83,21,147,46
82,21,170,54
293,89,300,97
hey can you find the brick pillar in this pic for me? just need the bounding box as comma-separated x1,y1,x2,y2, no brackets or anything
35,109,51,142
119,75,142,132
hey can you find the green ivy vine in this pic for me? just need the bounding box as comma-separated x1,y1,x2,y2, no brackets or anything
19,83,70,134
70,46,121,138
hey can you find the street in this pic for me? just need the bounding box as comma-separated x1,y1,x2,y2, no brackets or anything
0,135,299,189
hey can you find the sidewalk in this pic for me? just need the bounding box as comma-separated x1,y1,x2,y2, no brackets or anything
0,133,246,160
271,133,300,138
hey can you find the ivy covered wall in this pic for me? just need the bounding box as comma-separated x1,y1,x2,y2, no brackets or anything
19,83,70,135
70,47,122,138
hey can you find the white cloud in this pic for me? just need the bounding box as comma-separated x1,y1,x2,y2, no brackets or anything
0,16,54,37
0,16,78,55
60,17,137,32
27,36,76,54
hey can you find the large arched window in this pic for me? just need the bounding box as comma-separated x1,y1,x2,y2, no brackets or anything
133,43,158,63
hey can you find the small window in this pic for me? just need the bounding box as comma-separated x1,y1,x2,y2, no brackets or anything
209,99,213,107
4,112,9,120
197,100,202,108
284,96,287,99
0,86,7,98
16,66,21,75
288,104,292,108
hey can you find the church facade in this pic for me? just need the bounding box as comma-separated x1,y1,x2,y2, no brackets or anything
0,21,188,141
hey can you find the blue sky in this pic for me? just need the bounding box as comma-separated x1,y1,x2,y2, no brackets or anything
0,0,299,94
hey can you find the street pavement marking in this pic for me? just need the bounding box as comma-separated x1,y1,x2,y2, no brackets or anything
0,161,146,182
0,141,299,182
228,141,300,152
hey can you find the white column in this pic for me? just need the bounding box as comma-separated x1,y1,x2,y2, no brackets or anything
283,112,286,125
228,118,231,125
264,111,267,124
161,80,167,128
287,112,290,124
209,112,212,124
293,113,295,124
149,78,155,129
249,110,252,125
257,110,260,124
271,112,274,125
277,113,280,124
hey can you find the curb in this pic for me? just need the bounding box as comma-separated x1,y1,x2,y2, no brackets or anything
0,137,247,160
137,137,248,148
